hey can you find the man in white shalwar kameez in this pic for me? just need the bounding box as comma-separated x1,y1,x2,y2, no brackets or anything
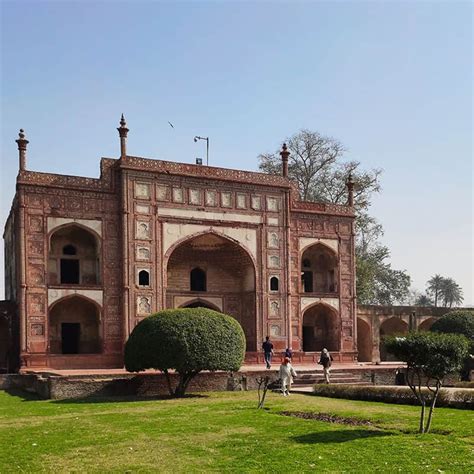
279,357,297,396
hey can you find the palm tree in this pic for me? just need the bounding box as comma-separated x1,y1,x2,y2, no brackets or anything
427,274,444,307
415,294,434,306
440,278,464,308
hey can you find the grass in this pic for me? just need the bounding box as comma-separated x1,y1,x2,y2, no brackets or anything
0,389,472,473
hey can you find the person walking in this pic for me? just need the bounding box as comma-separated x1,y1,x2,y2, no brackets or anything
318,348,333,384
262,336,274,369
279,357,297,396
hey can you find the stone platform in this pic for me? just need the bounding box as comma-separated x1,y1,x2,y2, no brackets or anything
1,362,403,399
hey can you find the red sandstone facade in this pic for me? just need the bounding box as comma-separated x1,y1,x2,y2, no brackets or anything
3,119,358,370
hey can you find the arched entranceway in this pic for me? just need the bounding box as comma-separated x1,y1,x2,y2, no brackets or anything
418,317,436,331
48,225,100,285
301,243,338,294
302,304,339,352
380,317,408,361
166,233,256,350
357,318,372,362
49,296,101,354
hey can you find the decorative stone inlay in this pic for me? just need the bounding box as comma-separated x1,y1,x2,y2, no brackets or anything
31,323,44,336
156,185,168,201
251,195,261,210
136,204,150,214
268,232,279,249
189,189,201,205
47,217,102,236
172,187,184,203
174,296,223,311
221,192,232,208
268,255,280,268
205,190,217,207
135,182,151,199
136,246,151,261
300,297,339,311
267,197,279,212
48,288,103,307
236,194,246,209
270,324,281,336
137,296,151,315
269,300,280,316
136,221,151,240
299,237,338,255
267,217,279,226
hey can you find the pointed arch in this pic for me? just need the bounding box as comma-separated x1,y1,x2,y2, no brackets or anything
302,302,340,352
357,317,372,362
300,242,338,294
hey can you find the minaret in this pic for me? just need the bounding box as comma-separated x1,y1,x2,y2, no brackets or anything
280,143,290,178
117,114,129,158
16,129,29,171
346,171,355,207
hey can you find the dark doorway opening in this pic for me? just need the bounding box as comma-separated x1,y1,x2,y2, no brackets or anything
61,323,80,354
302,271,313,293
60,259,80,284
184,301,216,310
190,268,206,291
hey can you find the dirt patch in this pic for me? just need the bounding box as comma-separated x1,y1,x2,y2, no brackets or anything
280,411,374,426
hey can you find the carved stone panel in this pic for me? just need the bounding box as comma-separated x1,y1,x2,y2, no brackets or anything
266,197,279,212
172,188,184,203
135,182,151,200
221,192,232,208
236,194,247,209
137,296,152,315
268,255,280,268
135,221,151,240
205,190,217,207
156,185,168,201
268,232,279,249
136,246,151,261
189,189,201,205
251,196,261,210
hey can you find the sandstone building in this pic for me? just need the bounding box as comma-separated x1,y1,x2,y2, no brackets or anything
2,117,362,370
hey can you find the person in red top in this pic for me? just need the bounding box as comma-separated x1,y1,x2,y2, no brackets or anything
262,336,274,369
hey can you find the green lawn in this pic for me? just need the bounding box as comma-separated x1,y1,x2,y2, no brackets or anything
0,389,472,473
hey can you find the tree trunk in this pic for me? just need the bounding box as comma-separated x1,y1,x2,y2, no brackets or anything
425,380,441,433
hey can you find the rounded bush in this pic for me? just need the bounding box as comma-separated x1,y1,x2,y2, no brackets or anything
430,310,474,341
125,308,246,374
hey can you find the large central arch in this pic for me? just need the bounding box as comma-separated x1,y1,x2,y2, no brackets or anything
166,232,257,351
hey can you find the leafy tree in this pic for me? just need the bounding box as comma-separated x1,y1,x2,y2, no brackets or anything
384,332,469,433
125,308,246,397
258,129,410,305
415,294,434,306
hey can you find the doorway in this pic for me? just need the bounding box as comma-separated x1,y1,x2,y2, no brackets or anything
61,323,80,354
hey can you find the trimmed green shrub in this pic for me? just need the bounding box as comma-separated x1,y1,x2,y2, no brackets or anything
125,308,246,396
384,332,469,433
430,310,474,380
430,310,474,340
312,384,474,410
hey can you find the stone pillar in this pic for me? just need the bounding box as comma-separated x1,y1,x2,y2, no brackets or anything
117,114,129,158
16,129,29,171
346,172,355,207
280,143,290,178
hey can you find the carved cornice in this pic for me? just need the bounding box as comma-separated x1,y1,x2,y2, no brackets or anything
292,200,354,217
120,156,292,189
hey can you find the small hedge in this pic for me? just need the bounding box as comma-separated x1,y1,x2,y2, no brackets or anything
125,308,246,396
312,384,473,409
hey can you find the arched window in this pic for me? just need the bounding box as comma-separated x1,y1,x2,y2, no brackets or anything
190,267,206,292
62,245,77,255
138,270,150,286
270,276,279,291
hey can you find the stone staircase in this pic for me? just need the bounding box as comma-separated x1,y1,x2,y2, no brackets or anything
291,369,368,390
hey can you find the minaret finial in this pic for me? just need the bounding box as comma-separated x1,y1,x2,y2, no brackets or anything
117,114,129,158
16,128,29,171
280,142,290,178
346,171,355,207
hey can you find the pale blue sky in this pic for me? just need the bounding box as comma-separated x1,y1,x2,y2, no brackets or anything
1,1,472,304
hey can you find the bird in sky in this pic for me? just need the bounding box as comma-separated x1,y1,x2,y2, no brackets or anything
168,121,174,128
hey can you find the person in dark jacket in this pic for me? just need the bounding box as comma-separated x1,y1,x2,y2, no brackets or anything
318,348,334,383
262,336,274,369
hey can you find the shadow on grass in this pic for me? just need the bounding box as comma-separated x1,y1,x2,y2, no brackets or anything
292,429,394,444
4,388,208,404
